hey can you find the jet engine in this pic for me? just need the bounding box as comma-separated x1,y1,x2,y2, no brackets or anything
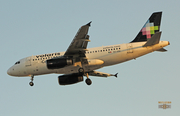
58,73,83,85
46,57,73,69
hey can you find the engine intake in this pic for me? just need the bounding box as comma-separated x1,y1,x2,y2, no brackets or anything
46,57,73,69
58,73,83,85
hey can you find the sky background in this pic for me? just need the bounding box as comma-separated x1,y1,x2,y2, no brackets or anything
1,0,179,116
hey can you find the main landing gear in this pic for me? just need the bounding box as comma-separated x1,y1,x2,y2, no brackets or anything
78,68,84,75
29,75,34,86
85,78,92,85
78,68,92,86
84,72,92,85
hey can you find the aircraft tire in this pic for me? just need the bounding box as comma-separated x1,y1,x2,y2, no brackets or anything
85,78,92,85
29,82,34,86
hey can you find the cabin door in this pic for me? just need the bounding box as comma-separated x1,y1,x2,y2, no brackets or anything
25,57,31,66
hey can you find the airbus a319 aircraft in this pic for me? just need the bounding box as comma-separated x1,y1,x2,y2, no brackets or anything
7,12,170,86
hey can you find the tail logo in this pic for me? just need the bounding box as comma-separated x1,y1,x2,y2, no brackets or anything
141,20,159,39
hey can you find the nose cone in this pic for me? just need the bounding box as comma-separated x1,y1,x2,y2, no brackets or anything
7,68,12,76
7,67,17,76
7,65,27,77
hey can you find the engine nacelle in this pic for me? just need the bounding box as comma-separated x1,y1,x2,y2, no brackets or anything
46,57,73,69
88,59,104,65
58,74,83,85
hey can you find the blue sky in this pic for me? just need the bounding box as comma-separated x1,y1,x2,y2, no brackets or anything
1,0,180,116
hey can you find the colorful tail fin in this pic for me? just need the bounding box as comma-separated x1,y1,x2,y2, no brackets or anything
131,12,162,43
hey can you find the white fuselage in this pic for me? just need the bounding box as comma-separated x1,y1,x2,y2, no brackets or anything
7,41,169,77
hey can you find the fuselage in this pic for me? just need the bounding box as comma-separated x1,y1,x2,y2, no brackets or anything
7,41,169,77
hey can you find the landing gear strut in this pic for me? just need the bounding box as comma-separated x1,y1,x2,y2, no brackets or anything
78,68,92,85
29,75,34,86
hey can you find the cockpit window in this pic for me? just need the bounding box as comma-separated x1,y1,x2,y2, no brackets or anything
15,61,20,65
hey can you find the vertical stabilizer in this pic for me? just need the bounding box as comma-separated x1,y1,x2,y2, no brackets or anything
131,12,162,43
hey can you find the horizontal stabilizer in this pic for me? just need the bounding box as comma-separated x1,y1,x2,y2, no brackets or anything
143,32,162,47
156,48,167,52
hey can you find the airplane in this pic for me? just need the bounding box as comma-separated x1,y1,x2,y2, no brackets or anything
7,12,170,86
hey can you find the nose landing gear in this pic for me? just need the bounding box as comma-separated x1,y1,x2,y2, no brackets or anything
29,75,34,86
29,81,34,86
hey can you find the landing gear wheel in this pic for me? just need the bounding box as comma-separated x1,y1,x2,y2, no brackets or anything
29,82,34,86
78,68,84,75
85,78,92,85
29,75,34,86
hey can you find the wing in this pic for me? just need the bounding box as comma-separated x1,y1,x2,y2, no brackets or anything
64,22,91,64
88,71,118,78
64,22,91,56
